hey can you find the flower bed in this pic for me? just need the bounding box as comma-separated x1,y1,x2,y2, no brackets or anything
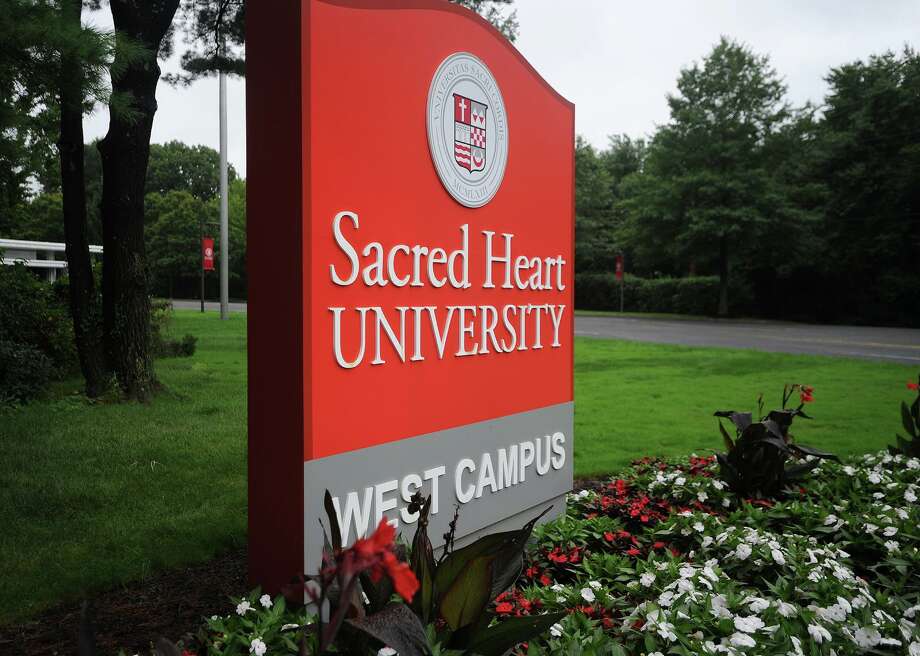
177,449,918,655
509,451,920,655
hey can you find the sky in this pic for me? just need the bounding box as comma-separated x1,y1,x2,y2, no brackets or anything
83,1,920,177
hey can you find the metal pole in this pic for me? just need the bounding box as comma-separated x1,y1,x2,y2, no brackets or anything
219,67,230,320
200,218,205,313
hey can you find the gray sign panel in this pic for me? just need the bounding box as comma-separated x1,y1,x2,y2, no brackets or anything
303,401,573,572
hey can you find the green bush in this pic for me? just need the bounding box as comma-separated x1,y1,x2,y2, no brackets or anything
0,339,54,404
150,299,198,358
0,264,76,373
575,272,753,316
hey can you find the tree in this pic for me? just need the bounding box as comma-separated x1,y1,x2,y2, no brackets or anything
98,0,181,400
574,137,614,272
813,48,920,323
617,37,813,315
146,140,237,201
451,0,518,41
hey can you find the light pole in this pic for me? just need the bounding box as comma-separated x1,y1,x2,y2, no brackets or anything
219,65,230,320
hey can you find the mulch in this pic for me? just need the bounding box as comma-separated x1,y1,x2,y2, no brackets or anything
0,548,247,656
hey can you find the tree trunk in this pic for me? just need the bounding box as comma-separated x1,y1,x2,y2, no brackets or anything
717,234,730,317
98,0,179,400
60,0,107,397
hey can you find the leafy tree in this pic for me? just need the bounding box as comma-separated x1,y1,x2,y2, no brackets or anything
451,0,518,41
98,0,181,400
146,140,237,201
0,0,139,396
574,137,614,272
813,47,920,323
146,190,207,297
617,37,815,315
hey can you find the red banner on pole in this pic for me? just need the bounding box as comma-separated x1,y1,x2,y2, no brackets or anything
202,237,215,271
615,254,624,281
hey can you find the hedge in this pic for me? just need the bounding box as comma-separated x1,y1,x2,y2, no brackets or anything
575,273,753,316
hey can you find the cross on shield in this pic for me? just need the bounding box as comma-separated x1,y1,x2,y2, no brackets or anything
453,93,487,173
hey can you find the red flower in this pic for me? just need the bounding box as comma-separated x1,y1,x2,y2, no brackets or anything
329,518,419,602
800,390,814,403
626,547,641,556
495,601,514,614
603,531,615,542
652,541,666,550
908,381,919,391
539,573,552,586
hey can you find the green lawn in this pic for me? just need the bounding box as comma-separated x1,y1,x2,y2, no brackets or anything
0,310,914,622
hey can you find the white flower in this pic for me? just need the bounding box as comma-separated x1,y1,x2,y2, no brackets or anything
818,604,847,623
884,540,900,552
734,615,765,633
693,521,706,532
640,572,656,587
735,543,752,560
697,491,708,503
712,479,725,490
907,489,918,503
378,649,397,656
788,635,804,656
747,597,770,613
576,489,590,498
648,653,664,656
551,583,565,592
710,595,733,619
656,621,677,642
908,458,920,470
730,632,756,647
883,526,899,537
909,642,920,656
281,624,299,631
549,623,563,638
701,535,714,548
843,466,856,476
823,514,838,526
236,600,252,615
865,523,879,534
808,624,831,643
580,587,596,603
776,601,796,618
722,498,731,507
771,548,786,565
675,477,686,486
250,638,267,656
854,627,882,648
868,471,882,484
679,565,696,579
588,580,602,590
259,594,273,609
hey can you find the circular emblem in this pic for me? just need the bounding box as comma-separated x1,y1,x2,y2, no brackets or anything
427,52,508,208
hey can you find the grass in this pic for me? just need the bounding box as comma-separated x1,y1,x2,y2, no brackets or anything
574,338,915,475
0,310,915,622
0,312,248,622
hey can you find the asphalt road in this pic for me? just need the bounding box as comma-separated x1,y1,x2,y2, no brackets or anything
170,301,920,365
576,315,920,365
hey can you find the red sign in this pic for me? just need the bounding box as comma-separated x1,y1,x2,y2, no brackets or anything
201,237,215,271
615,254,624,281
247,0,574,592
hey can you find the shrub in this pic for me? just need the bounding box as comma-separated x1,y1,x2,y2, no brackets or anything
715,384,837,497
150,299,197,358
574,272,753,316
0,339,54,404
890,375,920,457
0,263,76,373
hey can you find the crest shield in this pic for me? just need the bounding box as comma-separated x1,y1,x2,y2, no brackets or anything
453,93,487,173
